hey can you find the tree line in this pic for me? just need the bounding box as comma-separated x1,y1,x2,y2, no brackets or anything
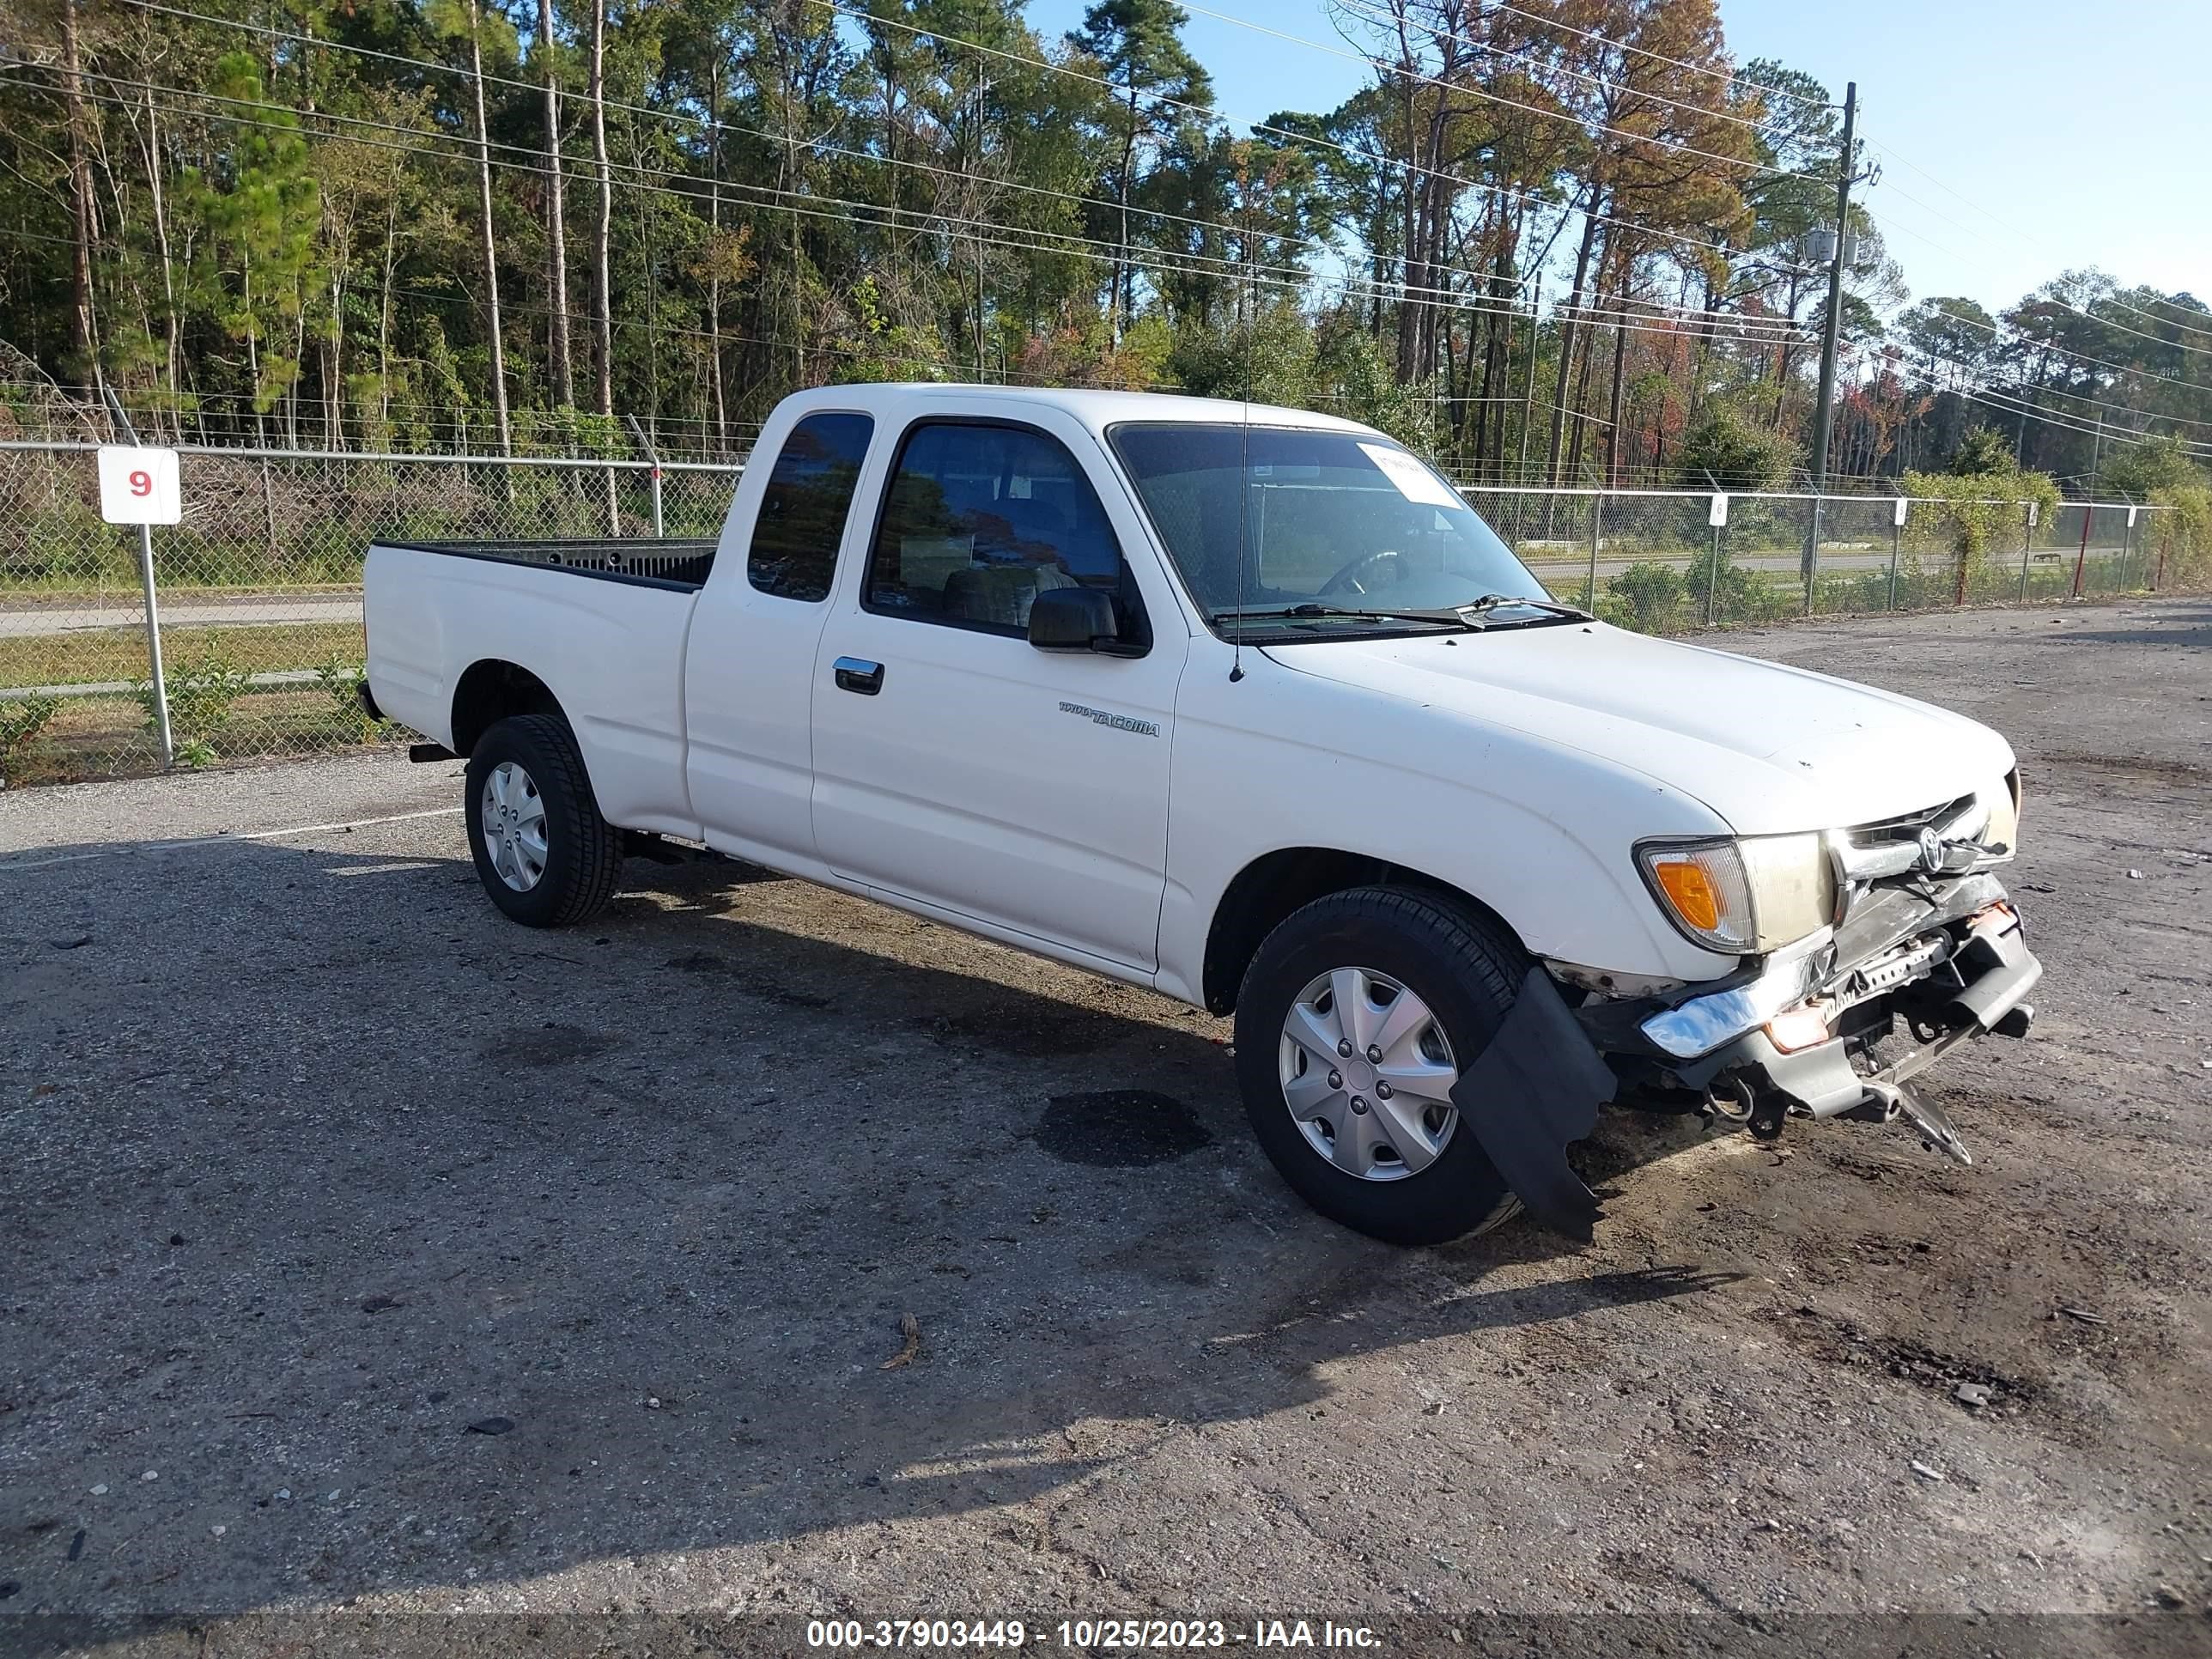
4,0,2209,501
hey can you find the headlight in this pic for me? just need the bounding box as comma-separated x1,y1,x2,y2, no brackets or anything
1638,833,1835,956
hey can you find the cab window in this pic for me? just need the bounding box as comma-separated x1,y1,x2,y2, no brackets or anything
745,412,875,602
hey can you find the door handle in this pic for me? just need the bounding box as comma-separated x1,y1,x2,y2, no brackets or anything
833,656,884,696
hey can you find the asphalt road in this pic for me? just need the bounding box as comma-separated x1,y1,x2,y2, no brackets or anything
0,549,2110,639
0,599,363,638
2,599,2209,1657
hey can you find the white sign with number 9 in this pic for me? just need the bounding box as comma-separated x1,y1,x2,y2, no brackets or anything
96,445,182,526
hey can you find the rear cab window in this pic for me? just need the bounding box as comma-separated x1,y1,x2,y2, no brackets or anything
745,412,875,602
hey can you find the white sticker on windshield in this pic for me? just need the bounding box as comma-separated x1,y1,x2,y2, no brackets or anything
1357,442,1461,508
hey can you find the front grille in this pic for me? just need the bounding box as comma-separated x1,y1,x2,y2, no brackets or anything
1832,793,1991,887
1844,793,1977,848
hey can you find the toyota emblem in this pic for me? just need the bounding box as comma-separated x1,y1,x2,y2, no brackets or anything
1917,826,1944,871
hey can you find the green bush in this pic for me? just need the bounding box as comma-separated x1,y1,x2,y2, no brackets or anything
1686,543,1795,624
1671,406,1801,491
1900,453,2058,599
139,645,249,766
315,653,393,743
2150,482,2210,588
1603,561,1689,634
11,497,129,586
1,694,62,782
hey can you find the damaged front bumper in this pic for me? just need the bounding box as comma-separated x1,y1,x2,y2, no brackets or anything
1574,872,2041,1160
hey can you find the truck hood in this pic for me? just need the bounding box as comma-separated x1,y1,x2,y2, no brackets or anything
1263,621,2015,836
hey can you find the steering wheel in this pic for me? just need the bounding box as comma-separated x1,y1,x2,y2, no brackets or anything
1318,549,1404,597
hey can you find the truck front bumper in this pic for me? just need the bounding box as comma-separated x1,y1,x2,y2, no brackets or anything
1575,871,2041,1148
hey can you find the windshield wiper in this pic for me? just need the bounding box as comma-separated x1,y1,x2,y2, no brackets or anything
1454,592,1593,621
1217,595,1592,633
1217,603,1462,626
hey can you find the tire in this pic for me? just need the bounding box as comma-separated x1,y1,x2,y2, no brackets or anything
1234,885,1525,1246
463,713,623,928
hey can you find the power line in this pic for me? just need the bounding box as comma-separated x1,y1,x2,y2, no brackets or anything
1849,125,2212,349
114,0,1845,346
1476,0,1836,112
108,0,1798,339
1916,299,2212,392
806,0,1758,267
2003,289,2212,362
18,51,1814,351
1175,0,1815,182
15,70,1826,391
1209,0,2207,369
1325,0,1807,142
1954,382,2212,459
74,0,2205,445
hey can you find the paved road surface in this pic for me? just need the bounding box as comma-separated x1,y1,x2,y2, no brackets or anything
0,596,363,637
0,547,2119,639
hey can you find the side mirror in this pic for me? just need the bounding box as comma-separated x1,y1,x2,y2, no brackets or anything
1027,586,1121,653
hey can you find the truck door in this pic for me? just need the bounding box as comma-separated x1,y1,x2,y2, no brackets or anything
807,411,1188,972
684,409,878,866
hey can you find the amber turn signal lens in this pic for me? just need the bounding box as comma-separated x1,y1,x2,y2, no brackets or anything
1651,860,1721,932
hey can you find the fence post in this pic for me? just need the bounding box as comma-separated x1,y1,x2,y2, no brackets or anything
259,457,279,556
2069,502,2092,599
100,386,174,768
1887,498,1905,611
1802,496,1820,617
2017,502,2034,605
1584,492,1602,611
625,414,663,538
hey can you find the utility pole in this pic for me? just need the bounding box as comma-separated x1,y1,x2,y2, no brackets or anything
1802,81,1863,605
1516,274,1541,486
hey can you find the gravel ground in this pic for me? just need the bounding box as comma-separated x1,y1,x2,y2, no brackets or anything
2,599,2208,1657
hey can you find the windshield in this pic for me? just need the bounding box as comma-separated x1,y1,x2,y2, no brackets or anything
1107,422,1552,635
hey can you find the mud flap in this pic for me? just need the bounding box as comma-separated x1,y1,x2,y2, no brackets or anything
1451,967,1617,1240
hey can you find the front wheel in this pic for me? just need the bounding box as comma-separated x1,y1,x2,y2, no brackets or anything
1234,886,1524,1245
463,714,623,927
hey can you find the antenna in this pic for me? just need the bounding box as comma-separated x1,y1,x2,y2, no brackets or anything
1230,204,1255,684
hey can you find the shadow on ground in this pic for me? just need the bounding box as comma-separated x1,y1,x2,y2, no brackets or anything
1,837,1735,1632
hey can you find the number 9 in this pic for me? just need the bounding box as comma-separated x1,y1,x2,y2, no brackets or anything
130,469,153,496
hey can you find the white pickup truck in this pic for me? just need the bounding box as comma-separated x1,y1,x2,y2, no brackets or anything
364,384,2039,1243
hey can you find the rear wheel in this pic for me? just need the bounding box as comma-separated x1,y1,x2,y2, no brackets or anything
463,714,623,927
1234,886,1524,1245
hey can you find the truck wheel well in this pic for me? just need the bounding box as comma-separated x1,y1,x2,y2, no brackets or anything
451,660,563,758
1200,848,1523,1015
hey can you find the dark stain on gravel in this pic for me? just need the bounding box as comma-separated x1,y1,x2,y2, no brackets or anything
1767,1305,2040,1413
662,951,833,1008
1037,1090,1213,1166
477,1022,615,1066
930,1006,1118,1056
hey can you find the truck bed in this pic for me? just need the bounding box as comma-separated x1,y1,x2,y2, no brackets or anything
378,537,719,591
365,535,712,836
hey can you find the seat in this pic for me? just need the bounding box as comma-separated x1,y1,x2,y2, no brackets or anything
942,562,1077,628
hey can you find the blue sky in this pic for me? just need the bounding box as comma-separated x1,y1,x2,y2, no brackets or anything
1024,0,2211,317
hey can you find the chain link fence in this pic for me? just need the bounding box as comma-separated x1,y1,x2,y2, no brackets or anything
0,442,740,786
1473,486,2185,632
0,441,2195,787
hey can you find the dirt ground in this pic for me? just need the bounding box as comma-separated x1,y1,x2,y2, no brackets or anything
2,599,2208,1658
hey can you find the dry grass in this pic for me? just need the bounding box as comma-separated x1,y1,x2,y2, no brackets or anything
0,621,366,690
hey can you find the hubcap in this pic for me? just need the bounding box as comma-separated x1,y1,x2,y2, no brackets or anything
480,761,549,892
1279,967,1459,1181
